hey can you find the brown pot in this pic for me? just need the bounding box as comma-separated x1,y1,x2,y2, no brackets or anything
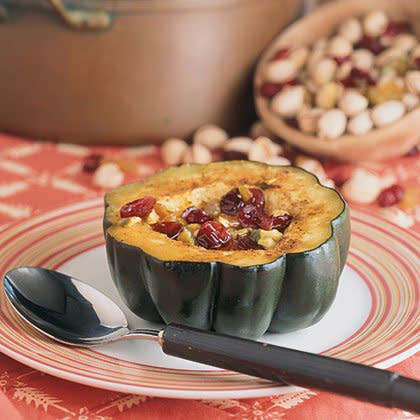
0,0,302,145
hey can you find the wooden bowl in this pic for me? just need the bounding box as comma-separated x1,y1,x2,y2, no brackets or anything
255,0,420,162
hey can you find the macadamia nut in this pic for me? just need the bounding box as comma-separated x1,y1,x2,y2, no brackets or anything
317,109,347,139
193,124,228,150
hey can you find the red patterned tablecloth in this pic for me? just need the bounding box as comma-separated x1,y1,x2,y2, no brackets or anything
0,133,418,420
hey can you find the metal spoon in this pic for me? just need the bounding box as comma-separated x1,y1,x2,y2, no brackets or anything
3,267,420,413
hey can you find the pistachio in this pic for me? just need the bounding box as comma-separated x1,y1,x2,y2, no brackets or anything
264,156,291,166
371,100,405,127
405,71,420,95
224,137,254,154
289,46,309,69
316,82,343,109
368,80,404,105
347,111,373,135
341,168,383,204
336,62,352,80
392,34,417,52
338,91,368,116
402,93,420,111
317,109,347,139
249,121,274,139
327,36,353,58
248,136,282,162
352,49,375,71
376,47,405,67
161,138,189,166
297,107,324,134
363,10,388,37
92,162,124,189
271,85,305,117
193,124,228,150
265,59,297,83
309,58,337,85
182,143,212,164
338,17,363,43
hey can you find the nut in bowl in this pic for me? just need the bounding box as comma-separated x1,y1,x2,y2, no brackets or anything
255,0,420,161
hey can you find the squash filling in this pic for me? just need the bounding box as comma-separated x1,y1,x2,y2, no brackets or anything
105,161,345,266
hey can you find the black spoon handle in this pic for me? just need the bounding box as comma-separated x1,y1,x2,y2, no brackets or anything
161,324,420,413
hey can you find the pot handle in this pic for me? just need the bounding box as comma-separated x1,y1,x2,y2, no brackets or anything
47,0,112,30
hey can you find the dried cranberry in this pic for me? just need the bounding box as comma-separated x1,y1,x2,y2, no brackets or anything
237,235,262,250
384,21,411,37
220,188,245,216
272,214,292,232
405,145,419,156
237,204,261,228
377,185,405,207
82,154,103,173
152,222,183,239
415,57,420,69
259,81,284,98
350,68,376,85
272,47,290,61
333,55,351,66
196,221,231,249
120,196,156,218
339,76,357,88
357,36,385,54
257,214,273,230
284,117,299,129
250,188,265,210
222,150,248,161
182,206,211,224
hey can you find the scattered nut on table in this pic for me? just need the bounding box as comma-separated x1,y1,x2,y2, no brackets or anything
341,168,384,203
92,162,124,189
161,138,188,166
193,124,228,150
258,9,420,140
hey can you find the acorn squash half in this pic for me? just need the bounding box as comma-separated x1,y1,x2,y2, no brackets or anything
104,161,350,339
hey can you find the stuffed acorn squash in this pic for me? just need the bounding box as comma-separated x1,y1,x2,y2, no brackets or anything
104,161,350,339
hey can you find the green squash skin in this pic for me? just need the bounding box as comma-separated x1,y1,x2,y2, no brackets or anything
103,170,350,339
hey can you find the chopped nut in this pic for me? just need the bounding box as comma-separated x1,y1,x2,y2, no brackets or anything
217,215,240,228
255,229,283,250
119,216,141,227
341,168,384,204
155,203,171,219
187,224,201,237
338,91,368,116
265,59,297,83
203,199,221,218
405,71,420,95
177,228,195,245
193,124,228,150
248,136,282,162
402,93,420,111
316,82,343,110
271,85,306,117
309,58,337,85
145,209,160,224
317,109,347,139
371,100,405,127
352,49,375,71
338,17,363,43
327,36,352,58
297,107,324,134
348,111,373,135
161,138,188,166
92,162,124,189
363,10,388,37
